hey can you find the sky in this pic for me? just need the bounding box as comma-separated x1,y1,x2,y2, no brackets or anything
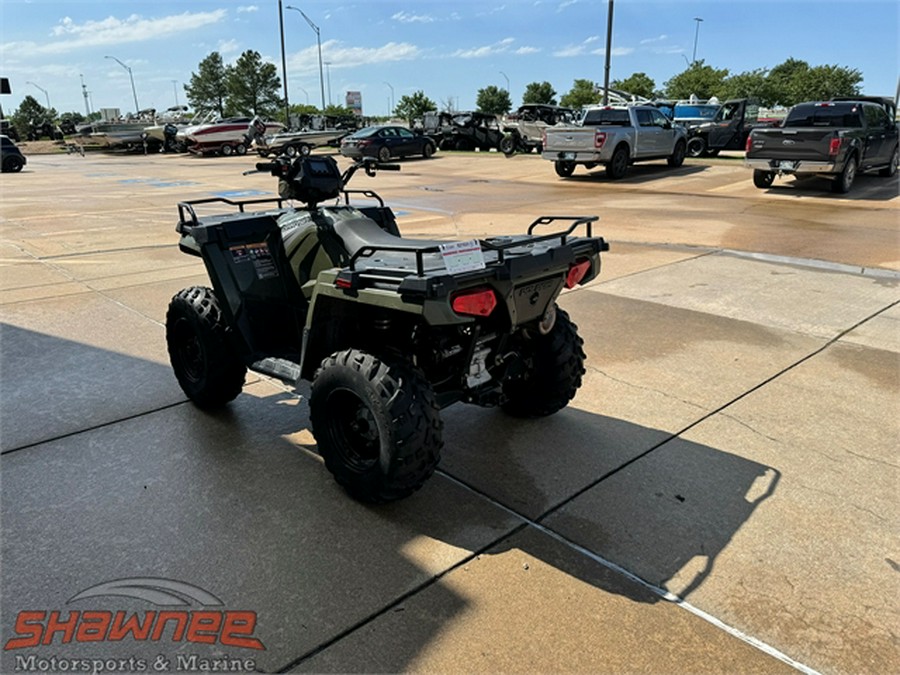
1,0,898,119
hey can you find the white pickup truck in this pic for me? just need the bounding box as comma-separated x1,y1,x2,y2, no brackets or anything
541,105,687,179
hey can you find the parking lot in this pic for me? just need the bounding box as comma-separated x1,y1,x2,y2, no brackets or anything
1,149,898,674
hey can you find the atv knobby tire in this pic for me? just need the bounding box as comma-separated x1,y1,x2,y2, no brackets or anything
166,286,246,409
502,306,586,418
310,349,443,503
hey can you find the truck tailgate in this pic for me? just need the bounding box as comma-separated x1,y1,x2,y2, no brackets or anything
749,128,837,162
544,127,596,152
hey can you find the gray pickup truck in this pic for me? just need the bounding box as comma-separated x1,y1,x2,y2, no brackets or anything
541,105,687,179
745,97,898,193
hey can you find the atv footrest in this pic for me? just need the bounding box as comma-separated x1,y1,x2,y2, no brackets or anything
250,357,303,385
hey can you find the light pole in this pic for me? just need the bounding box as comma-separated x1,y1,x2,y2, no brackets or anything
692,17,704,64
285,5,326,112
499,71,509,92
602,0,614,105
324,61,332,107
172,80,180,107
26,81,51,110
105,55,140,113
278,0,291,126
384,81,394,116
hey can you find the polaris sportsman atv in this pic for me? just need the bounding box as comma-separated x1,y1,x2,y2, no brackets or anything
166,154,608,502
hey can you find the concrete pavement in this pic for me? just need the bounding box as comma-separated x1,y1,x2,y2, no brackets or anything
1,151,898,674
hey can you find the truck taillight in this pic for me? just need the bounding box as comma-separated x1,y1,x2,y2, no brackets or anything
595,131,607,149
828,137,841,157
565,259,592,289
745,134,753,153
451,288,497,317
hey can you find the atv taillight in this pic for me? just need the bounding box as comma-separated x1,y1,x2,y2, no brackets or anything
451,288,497,317
828,137,841,157
565,259,592,289
595,131,607,149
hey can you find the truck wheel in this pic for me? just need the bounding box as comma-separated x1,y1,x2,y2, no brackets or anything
879,145,898,177
686,137,706,158
310,350,443,503
554,160,576,178
667,140,686,167
831,155,857,194
499,135,517,156
502,307,586,418
753,170,775,189
166,286,246,409
606,146,629,179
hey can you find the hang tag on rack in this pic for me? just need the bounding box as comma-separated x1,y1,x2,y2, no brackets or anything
439,240,486,274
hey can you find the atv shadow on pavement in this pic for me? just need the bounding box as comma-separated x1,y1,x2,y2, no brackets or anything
1,325,778,673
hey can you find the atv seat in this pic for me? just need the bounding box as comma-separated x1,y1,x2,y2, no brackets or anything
332,216,452,274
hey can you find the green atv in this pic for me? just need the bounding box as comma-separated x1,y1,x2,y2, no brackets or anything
166,154,608,502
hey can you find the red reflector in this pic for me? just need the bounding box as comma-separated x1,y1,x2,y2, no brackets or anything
595,131,607,149
451,288,497,317
828,137,841,156
565,260,591,289
335,277,353,289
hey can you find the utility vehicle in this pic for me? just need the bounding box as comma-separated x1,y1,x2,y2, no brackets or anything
166,155,607,502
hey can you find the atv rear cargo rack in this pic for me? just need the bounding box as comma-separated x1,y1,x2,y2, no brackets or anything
336,216,607,297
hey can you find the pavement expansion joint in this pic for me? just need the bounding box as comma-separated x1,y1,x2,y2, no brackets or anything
434,470,822,675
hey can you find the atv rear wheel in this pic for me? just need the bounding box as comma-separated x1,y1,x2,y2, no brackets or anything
310,350,443,503
166,286,246,409
502,307,586,418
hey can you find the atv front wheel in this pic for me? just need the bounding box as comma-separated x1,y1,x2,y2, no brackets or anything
310,350,443,503
166,286,246,409
502,307,586,418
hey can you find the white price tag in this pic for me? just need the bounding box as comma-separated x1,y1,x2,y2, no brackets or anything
439,240,486,274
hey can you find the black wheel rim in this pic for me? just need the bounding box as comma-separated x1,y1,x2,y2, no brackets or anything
173,318,205,383
324,388,380,471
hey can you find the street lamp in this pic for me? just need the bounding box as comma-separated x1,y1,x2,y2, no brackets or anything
105,55,140,113
384,81,394,115
324,61,332,107
692,17,704,64
278,0,291,126
26,81,51,110
285,5,326,112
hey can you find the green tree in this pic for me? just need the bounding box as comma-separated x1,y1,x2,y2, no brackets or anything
720,69,771,105
611,72,655,99
394,90,437,124
522,81,557,105
664,60,729,100
10,95,52,139
185,52,230,116
225,50,282,118
476,85,512,115
793,64,862,103
765,58,809,106
560,79,599,108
